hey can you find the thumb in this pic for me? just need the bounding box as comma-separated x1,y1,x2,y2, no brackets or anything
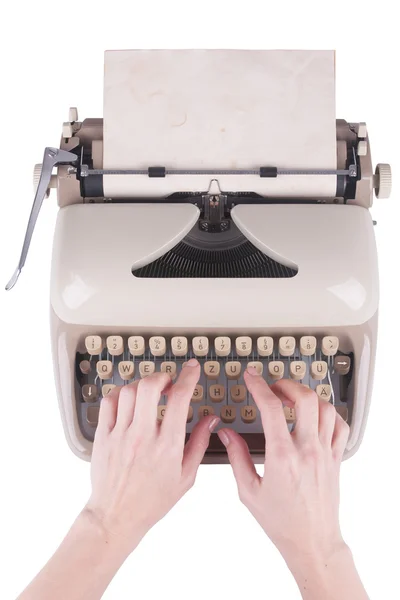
217,429,260,501
182,415,219,485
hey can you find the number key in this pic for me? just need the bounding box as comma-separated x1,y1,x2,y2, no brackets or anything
192,336,209,357
128,336,145,356
149,336,166,357
214,336,231,357
171,336,188,357
235,336,252,357
257,336,273,357
106,335,124,356
85,335,103,355
279,336,296,357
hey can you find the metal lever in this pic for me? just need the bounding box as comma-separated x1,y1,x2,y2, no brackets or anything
5,147,78,290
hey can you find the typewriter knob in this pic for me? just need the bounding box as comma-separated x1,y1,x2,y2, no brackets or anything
33,164,57,197
69,107,78,122
357,140,368,156
374,163,392,199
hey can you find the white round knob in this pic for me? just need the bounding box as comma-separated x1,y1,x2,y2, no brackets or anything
374,163,392,199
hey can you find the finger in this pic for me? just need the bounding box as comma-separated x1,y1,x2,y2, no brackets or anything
115,381,139,430
96,386,122,436
182,415,220,485
269,384,295,407
271,383,335,446
130,373,172,436
161,359,200,441
331,412,350,459
217,429,260,501
244,369,290,446
318,399,337,446
272,380,319,443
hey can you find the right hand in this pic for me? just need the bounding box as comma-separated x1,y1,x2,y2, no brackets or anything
217,369,350,562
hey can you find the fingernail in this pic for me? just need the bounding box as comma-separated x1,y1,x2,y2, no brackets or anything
185,358,199,368
217,430,230,447
208,416,220,432
246,366,258,376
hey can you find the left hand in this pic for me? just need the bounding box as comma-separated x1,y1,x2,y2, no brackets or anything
85,358,219,555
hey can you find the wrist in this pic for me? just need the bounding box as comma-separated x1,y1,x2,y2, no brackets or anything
284,542,368,599
284,538,351,573
76,506,144,562
280,536,349,570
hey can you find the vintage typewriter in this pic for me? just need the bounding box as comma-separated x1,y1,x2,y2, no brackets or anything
6,50,391,462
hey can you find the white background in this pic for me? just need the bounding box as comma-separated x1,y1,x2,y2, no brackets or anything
0,2,399,599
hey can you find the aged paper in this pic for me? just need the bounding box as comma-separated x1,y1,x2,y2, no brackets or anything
103,50,336,198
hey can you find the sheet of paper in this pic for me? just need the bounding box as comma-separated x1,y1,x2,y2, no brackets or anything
103,49,337,198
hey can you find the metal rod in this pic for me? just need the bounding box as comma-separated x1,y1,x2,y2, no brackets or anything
83,167,354,177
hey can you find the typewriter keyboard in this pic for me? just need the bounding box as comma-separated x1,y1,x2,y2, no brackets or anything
76,335,353,445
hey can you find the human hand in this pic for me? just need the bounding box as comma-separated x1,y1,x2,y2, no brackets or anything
84,359,219,556
217,371,350,563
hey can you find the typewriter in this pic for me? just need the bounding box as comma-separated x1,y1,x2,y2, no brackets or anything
6,50,391,463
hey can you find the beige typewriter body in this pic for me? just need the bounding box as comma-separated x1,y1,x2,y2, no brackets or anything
7,50,391,462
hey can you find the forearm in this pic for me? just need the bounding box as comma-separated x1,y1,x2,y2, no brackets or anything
285,543,369,600
17,510,142,600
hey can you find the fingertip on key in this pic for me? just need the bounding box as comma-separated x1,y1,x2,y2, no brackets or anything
245,366,259,377
185,358,199,368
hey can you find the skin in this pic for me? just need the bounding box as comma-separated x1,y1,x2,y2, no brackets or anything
18,360,368,600
218,371,368,600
